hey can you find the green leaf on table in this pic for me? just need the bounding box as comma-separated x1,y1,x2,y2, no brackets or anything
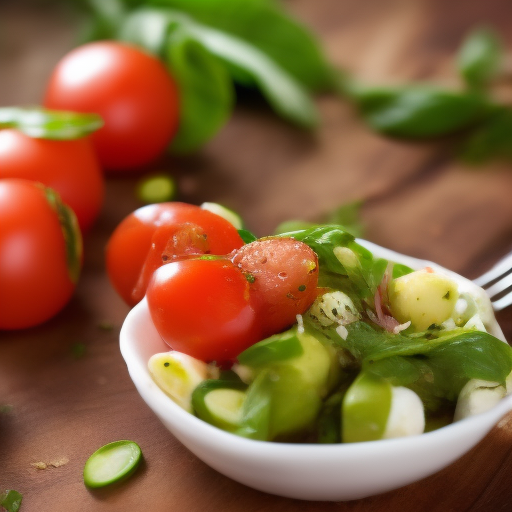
1,490,23,512
457,27,503,89
350,85,490,137
460,107,512,163
0,107,103,140
149,0,336,91
166,32,235,153
120,8,319,128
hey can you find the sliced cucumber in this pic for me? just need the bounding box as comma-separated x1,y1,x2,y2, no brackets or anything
192,380,247,431
83,441,142,488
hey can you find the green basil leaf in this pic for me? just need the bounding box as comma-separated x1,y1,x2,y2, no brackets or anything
149,0,335,91
461,107,512,163
333,321,512,410
274,200,365,238
237,229,257,244
0,107,103,140
120,8,319,128
279,225,384,301
325,200,365,238
166,32,234,153
457,27,503,89
81,0,127,42
0,490,23,512
236,369,272,440
351,86,490,137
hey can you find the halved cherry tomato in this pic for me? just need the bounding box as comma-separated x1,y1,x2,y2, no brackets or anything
0,129,104,232
44,41,179,171
106,203,244,306
0,179,82,329
231,238,319,336
147,258,262,362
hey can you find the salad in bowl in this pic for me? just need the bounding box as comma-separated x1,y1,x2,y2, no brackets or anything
117,202,512,500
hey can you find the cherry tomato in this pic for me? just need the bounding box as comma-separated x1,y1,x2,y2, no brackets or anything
0,179,82,330
44,42,179,171
106,203,244,306
147,258,262,362
0,129,104,232
231,238,319,336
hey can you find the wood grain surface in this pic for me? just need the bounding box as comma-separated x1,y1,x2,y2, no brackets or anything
2,0,512,510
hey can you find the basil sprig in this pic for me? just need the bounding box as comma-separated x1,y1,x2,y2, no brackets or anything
166,31,235,153
348,85,490,138
317,320,512,412
83,0,329,152
150,0,335,91
0,107,103,140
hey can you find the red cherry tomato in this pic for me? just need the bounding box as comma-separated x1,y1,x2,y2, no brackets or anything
0,179,82,330
0,129,104,232
44,42,179,171
231,238,319,336
106,203,244,306
147,258,262,362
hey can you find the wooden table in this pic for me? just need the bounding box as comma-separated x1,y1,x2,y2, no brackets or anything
2,0,512,510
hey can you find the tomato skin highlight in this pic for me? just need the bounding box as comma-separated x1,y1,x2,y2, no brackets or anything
44,42,179,171
231,238,319,336
147,259,262,362
106,203,244,306
0,179,82,330
0,129,104,232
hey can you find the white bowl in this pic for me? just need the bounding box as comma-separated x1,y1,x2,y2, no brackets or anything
120,241,512,501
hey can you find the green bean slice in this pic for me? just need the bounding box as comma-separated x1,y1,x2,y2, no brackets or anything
83,440,142,488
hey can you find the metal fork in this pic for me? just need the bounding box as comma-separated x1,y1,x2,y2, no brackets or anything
473,250,512,311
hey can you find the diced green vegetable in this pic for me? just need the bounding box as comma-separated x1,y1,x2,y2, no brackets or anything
137,174,176,204
388,270,459,331
236,329,338,440
83,441,142,488
192,379,247,431
342,372,392,443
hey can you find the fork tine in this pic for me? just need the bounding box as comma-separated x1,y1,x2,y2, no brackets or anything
473,251,512,287
484,272,512,299
490,290,512,311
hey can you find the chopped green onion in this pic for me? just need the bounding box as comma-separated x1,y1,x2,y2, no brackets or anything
0,490,23,512
83,441,142,488
137,174,176,204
